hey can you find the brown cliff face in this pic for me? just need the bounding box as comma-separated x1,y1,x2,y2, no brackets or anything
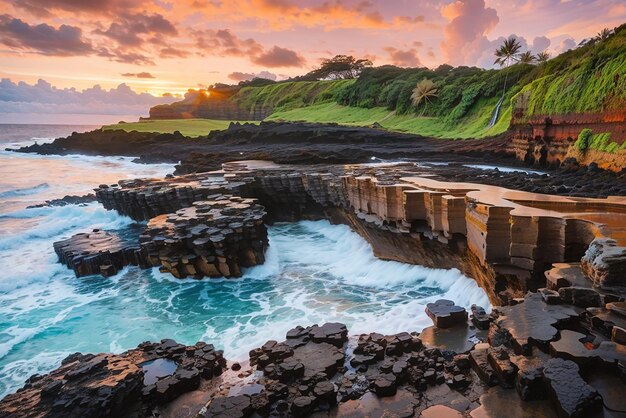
510,111,626,171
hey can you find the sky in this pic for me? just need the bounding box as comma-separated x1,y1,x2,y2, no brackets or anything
0,0,625,121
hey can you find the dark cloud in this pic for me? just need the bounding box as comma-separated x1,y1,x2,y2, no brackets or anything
121,72,155,78
94,13,177,47
160,47,189,58
96,47,155,65
384,47,422,67
228,71,278,82
0,78,176,115
251,46,305,67
194,28,263,57
0,14,93,56
12,0,148,16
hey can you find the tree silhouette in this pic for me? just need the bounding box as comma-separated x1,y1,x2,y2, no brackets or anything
536,51,550,64
518,51,535,64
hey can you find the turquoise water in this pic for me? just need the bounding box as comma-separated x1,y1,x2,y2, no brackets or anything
0,125,490,398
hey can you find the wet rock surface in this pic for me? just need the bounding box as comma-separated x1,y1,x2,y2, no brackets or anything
53,229,147,277
492,293,580,354
3,299,626,418
0,339,226,418
140,195,267,278
542,358,602,418
426,300,468,329
26,194,96,209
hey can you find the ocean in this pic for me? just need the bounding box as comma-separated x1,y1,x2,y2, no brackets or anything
0,124,490,398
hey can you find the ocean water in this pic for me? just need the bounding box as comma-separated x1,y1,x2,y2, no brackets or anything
0,124,490,398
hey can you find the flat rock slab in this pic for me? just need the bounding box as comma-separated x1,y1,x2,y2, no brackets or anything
607,302,626,318
426,300,468,328
332,389,418,418
542,358,601,418
549,330,626,369
53,229,146,277
421,404,463,418
495,293,580,354
420,324,480,354
470,386,558,418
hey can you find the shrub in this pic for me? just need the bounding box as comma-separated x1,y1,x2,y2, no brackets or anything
575,128,593,150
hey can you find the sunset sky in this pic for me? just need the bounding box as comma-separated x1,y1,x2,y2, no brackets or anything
0,0,625,120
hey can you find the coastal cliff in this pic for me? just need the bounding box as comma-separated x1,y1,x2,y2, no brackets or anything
3,160,625,418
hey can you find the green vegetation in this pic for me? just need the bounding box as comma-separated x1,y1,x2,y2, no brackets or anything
137,24,626,141
103,119,258,137
573,128,626,153
575,128,593,150
231,80,355,114
512,24,626,119
267,100,509,139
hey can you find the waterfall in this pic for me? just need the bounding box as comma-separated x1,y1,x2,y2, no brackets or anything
488,96,505,128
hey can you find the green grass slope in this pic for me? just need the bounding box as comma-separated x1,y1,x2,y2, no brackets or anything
231,79,355,113
512,25,626,119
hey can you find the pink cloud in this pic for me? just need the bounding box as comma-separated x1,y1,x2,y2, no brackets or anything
441,0,499,66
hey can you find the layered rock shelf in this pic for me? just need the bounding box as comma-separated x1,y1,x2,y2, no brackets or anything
140,195,267,278
53,229,148,277
53,161,626,305
25,159,626,417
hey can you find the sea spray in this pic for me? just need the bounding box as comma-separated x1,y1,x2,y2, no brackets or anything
0,125,491,398
0,220,491,398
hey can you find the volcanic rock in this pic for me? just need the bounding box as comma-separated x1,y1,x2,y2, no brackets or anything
542,358,602,418
426,300,468,328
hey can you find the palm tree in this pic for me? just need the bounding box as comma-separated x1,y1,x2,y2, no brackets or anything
518,51,535,64
596,28,612,41
489,37,521,127
536,51,550,64
494,36,522,97
411,78,438,114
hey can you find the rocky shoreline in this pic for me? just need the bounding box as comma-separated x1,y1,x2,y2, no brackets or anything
2,124,626,417
1,292,624,418
9,121,626,198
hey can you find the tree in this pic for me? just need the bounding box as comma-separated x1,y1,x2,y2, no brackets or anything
536,51,550,64
494,36,522,97
305,55,373,80
411,78,438,114
518,51,535,64
596,28,613,41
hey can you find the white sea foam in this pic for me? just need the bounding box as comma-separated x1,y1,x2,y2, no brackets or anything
0,134,492,397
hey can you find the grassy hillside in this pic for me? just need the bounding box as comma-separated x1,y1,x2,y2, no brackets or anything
267,100,510,139
231,79,354,113
128,23,626,140
512,25,626,119
103,119,258,137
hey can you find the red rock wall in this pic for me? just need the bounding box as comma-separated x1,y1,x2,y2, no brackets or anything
510,111,626,170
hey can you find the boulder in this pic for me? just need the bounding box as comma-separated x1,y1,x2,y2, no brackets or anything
426,300,468,328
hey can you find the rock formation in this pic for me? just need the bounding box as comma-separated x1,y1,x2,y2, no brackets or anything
0,339,226,418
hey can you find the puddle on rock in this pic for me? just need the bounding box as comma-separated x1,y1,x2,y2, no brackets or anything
141,358,178,385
